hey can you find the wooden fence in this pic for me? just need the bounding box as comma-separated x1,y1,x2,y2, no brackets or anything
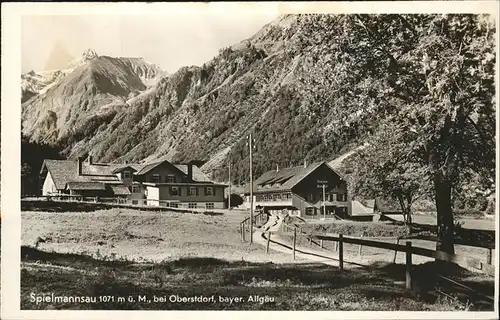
240,211,268,242
261,227,495,291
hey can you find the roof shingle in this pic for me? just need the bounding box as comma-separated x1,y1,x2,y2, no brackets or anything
110,185,132,195
246,162,326,194
42,159,213,191
66,181,106,191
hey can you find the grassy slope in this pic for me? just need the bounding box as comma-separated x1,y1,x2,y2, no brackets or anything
22,208,294,264
21,246,488,311
21,208,494,311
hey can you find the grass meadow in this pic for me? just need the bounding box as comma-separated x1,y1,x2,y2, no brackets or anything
20,204,495,311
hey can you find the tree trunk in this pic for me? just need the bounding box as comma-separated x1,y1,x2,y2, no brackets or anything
396,195,412,234
434,175,455,254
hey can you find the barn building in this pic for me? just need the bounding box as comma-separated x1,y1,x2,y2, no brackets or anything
244,161,351,218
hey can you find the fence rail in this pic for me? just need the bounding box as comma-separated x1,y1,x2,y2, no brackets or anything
261,228,495,292
403,234,495,250
240,211,267,242
276,219,495,272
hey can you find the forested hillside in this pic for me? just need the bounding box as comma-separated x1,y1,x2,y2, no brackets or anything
21,14,495,197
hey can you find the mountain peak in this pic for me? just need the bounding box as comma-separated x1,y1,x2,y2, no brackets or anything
67,48,99,69
82,48,99,60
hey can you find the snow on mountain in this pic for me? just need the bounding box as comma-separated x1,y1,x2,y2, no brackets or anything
21,49,168,103
67,48,99,69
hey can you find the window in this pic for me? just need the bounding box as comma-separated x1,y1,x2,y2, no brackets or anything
337,193,347,202
132,185,141,193
170,186,180,196
329,193,335,202
284,193,292,200
307,194,314,202
168,202,178,208
206,203,214,209
205,187,214,196
188,203,197,209
132,200,138,205
306,207,316,215
188,187,197,196
122,171,131,179
151,174,161,183
166,174,176,183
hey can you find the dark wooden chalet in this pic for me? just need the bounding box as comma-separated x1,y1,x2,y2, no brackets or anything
244,161,351,218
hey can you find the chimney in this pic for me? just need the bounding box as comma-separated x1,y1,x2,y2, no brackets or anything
187,163,193,181
77,157,83,176
88,154,93,165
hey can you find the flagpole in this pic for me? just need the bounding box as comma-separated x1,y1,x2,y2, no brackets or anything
249,133,254,244
228,159,231,211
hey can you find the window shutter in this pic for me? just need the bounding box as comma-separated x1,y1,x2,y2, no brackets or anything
196,187,199,196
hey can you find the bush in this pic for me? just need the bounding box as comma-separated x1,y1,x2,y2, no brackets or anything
302,222,409,238
224,194,244,209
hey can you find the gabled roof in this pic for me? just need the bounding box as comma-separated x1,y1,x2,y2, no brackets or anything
133,159,212,182
41,158,214,191
134,161,162,175
174,164,212,182
134,160,187,177
246,161,341,194
41,160,124,190
111,165,138,174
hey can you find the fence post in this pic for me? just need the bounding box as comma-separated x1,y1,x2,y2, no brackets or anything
293,227,297,260
266,232,271,253
358,232,364,256
486,248,492,265
320,239,324,249
339,234,344,272
393,238,400,264
241,222,246,242
406,241,412,291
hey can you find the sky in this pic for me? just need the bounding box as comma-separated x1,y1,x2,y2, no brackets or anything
21,12,279,73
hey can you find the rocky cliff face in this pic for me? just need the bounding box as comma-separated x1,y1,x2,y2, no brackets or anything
21,15,387,183
21,49,166,103
21,49,168,144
